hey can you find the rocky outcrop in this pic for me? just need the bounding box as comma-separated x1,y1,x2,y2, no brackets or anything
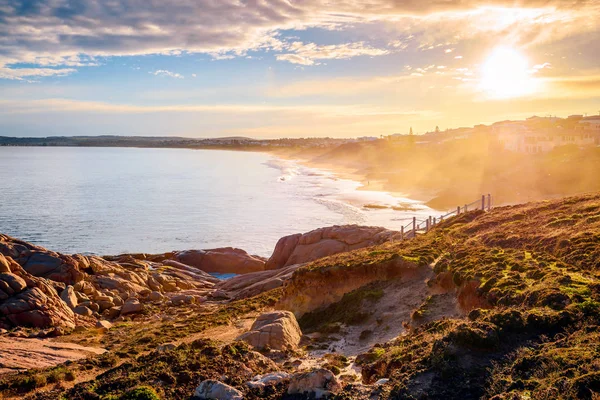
0,234,222,332
175,248,266,274
266,225,401,270
0,269,76,330
194,379,243,400
238,311,302,351
287,368,341,398
216,263,303,300
0,257,76,330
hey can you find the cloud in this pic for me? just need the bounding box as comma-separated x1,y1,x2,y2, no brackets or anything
276,41,389,65
1,0,598,78
0,67,77,81
151,70,184,79
276,54,315,66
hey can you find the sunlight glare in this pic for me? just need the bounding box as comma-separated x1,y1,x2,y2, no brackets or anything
480,47,536,99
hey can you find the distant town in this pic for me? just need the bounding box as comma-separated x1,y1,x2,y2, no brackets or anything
1,114,599,154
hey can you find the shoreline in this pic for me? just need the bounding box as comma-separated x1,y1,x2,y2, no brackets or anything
264,148,442,210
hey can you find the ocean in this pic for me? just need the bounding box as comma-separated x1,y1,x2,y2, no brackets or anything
0,147,434,257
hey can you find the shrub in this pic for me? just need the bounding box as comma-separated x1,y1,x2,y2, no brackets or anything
119,386,161,400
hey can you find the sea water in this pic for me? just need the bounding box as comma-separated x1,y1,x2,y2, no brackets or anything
0,147,434,257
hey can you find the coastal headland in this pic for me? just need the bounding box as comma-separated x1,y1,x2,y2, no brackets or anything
0,192,599,399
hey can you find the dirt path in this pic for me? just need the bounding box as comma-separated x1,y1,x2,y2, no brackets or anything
0,336,106,375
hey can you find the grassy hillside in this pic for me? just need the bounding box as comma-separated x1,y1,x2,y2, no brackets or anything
303,192,600,399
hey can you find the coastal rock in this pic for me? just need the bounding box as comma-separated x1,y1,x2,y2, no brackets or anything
265,234,301,270
247,372,290,390
216,263,303,300
0,272,27,296
266,225,401,269
104,306,121,319
287,368,341,398
22,251,84,284
96,320,113,331
0,281,75,330
61,285,78,309
194,379,243,400
121,298,142,315
238,311,302,350
73,305,93,317
148,291,165,302
176,247,266,274
0,254,12,273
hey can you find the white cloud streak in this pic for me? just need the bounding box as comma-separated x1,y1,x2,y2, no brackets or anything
151,70,184,79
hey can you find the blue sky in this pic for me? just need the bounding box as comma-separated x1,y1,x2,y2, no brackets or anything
1,1,599,138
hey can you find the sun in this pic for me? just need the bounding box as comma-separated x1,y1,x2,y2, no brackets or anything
480,47,536,99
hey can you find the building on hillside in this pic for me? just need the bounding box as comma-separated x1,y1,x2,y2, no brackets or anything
579,116,600,144
492,120,595,153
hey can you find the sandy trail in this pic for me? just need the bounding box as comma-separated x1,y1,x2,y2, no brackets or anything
0,336,106,375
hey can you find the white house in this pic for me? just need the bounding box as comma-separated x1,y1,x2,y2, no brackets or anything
492,120,595,154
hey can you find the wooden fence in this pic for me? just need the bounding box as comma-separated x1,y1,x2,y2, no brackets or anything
398,194,492,240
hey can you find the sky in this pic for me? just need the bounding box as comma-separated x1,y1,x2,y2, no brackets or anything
0,0,599,138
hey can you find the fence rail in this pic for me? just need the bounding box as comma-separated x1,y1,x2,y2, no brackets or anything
397,194,492,240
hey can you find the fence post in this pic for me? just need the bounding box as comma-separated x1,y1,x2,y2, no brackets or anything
457,206,460,215
481,195,485,211
426,218,430,232
487,194,492,211
400,226,404,240
433,217,437,225
413,217,416,234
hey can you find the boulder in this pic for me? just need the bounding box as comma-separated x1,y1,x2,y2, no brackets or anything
96,320,113,330
148,291,165,302
287,368,341,398
0,273,27,296
97,300,115,311
266,225,400,269
238,311,302,351
105,306,121,319
194,379,243,400
157,343,176,352
265,234,301,270
121,298,142,315
176,248,266,274
171,294,195,306
22,251,83,284
0,254,11,273
73,305,93,317
60,286,78,309
247,372,290,390
0,282,75,330
216,263,303,300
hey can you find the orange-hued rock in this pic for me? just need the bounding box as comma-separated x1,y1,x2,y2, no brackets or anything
216,263,303,300
0,234,85,285
0,261,76,330
266,225,401,270
287,368,341,397
175,247,266,274
238,311,302,351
